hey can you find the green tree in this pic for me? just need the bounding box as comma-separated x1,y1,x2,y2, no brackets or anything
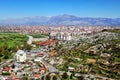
62,72,68,79
46,74,51,80
53,75,57,80
77,76,85,80
23,42,32,51
0,47,3,57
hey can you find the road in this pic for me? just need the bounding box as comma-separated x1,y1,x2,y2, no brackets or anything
0,59,15,68
41,59,59,73
41,60,60,80
40,48,60,80
40,50,59,72
27,35,33,45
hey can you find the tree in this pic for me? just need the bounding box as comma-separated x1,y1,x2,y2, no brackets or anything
62,72,68,79
21,76,29,80
12,64,15,69
77,76,85,80
46,74,51,80
41,76,44,80
3,49,10,59
23,42,32,51
0,47,3,57
52,75,57,80
70,73,73,79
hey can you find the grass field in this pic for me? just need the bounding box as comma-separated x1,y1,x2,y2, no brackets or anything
0,32,28,61
31,34,49,38
0,32,28,47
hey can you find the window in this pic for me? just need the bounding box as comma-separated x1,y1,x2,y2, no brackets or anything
20,54,23,56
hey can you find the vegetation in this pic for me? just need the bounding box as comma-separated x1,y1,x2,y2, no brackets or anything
2,72,11,75
31,34,48,38
0,32,31,62
51,30,120,79
102,29,120,34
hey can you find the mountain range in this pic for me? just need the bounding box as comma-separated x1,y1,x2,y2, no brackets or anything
0,14,120,26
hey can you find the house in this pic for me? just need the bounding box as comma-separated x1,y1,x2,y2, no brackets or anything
87,59,96,63
39,52,44,57
34,57,42,62
89,47,97,55
34,73,40,79
68,66,75,72
16,50,26,62
100,53,111,57
14,78,20,80
49,50,57,57
2,67,10,73
39,67,45,74
6,77,12,80
39,68,45,71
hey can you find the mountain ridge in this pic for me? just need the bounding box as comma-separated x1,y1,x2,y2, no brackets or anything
0,14,120,26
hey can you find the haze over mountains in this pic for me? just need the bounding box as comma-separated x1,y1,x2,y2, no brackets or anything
0,14,120,26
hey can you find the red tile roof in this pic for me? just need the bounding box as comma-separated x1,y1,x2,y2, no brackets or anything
34,74,40,78
14,78,20,80
36,40,58,46
3,67,10,71
39,68,45,71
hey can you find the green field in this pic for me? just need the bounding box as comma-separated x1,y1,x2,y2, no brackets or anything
31,34,49,38
0,32,29,61
0,33,28,47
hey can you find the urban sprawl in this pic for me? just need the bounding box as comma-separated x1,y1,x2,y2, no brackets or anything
0,25,120,80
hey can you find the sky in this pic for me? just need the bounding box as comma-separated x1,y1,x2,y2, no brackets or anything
0,0,120,19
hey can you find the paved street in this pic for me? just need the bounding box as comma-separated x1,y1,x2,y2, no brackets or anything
41,59,58,72
27,35,33,45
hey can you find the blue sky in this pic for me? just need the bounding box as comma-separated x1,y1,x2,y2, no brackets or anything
0,0,120,19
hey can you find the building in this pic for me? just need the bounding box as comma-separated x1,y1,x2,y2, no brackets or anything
68,66,75,72
15,50,26,62
36,40,57,47
50,32,72,40
2,67,10,73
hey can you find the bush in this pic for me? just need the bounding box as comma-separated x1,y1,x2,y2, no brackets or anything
3,55,9,59
2,72,11,75
115,57,120,62
0,54,3,57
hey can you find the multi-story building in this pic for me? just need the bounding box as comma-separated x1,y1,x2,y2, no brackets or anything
15,50,26,62
50,32,72,40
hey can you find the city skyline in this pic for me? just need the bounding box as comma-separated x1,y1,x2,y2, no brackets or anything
0,0,120,19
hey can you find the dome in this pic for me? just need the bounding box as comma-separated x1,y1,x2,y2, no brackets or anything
16,50,25,54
